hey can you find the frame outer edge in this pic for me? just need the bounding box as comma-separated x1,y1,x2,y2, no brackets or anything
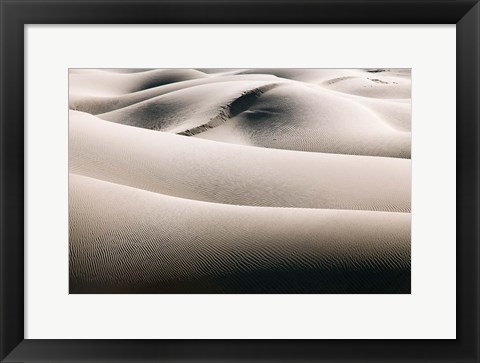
457,1,480,361
0,0,26,362
1,0,480,362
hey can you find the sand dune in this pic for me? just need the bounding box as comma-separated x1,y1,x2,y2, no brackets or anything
69,74,280,115
68,68,412,294
203,68,411,98
70,173,410,293
70,68,411,157
70,110,410,212
69,68,209,96
96,81,277,133
192,82,410,157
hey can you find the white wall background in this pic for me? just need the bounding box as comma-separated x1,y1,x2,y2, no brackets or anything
25,25,456,339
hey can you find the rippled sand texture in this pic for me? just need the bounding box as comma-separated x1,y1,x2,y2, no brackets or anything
69,68,411,293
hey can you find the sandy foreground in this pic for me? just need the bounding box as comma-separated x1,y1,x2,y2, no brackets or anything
69,68,411,293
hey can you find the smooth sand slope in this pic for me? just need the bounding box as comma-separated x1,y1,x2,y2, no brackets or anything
70,110,410,212
70,174,410,293
69,68,412,293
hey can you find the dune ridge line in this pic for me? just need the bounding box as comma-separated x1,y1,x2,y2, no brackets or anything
177,83,278,136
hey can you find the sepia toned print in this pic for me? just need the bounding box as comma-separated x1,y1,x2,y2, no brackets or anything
69,68,411,293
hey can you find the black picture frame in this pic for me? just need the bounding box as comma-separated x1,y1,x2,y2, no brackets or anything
1,0,479,362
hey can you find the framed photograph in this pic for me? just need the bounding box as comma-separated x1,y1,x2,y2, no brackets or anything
68,66,412,295
1,0,479,362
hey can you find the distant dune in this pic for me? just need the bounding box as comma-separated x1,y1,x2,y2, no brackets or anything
69,68,411,294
